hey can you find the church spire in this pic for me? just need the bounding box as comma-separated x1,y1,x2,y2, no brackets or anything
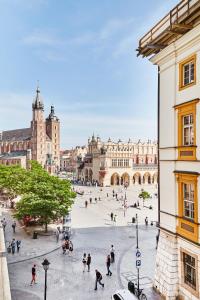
32,83,44,110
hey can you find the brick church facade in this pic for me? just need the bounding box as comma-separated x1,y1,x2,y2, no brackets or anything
0,87,60,173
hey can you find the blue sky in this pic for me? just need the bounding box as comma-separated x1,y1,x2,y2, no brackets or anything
0,0,178,148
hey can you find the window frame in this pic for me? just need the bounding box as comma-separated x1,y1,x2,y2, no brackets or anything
175,99,198,161
181,249,199,298
176,173,198,243
179,54,196,90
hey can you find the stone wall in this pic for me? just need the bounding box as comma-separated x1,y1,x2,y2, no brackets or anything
154,230,179,299
0,210,11,300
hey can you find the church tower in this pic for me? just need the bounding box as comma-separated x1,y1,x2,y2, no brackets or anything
31,86,46,167
46,105,60,171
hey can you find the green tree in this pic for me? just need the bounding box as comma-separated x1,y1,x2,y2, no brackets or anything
0,161,76,232
138,190,151,207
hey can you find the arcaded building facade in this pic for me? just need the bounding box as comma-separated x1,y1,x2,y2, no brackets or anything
0,87,60,172
78,135,157,186
138,1,200,299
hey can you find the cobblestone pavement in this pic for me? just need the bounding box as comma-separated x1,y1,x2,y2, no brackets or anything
4,185,160,299
9,226,161,300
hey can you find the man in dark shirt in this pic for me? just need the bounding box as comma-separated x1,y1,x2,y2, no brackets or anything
94,269,104,290
30,264,36,285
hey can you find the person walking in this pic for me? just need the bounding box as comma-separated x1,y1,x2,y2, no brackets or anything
30,264,37,285
82,253,87,272
107,193,109,198
145,217,148,226
110,245,115,263
11,239,16,254
110,212,113,222
89,198,92,204
69,241,73,255
86,253,91,272
12,221,16,233
106,255,112,276
16,240,21,252
65,240,70,255
94,269,104,290
85,200,88,208
62,241,66,254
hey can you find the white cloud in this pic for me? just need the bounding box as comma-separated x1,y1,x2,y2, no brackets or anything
23,30,62,46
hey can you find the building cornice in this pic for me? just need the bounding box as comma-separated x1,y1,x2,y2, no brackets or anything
150,23,200,65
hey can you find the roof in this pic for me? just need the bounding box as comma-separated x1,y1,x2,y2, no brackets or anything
1,128,32,142
0,151,27,159
137,0,200,58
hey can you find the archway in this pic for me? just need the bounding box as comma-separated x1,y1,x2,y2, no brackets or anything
143,172,151,184
133,173,141,185
121,173,130,186
111,173,120,185
152,173,158,184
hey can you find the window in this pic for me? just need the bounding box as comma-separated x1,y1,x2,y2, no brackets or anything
176,173,198,243
112,159,117,167
124,159,129,167
183,61,194,86
175,99,198,161
183,252,197,290
179,54,196,90
183,183,194,220
183,115,194,146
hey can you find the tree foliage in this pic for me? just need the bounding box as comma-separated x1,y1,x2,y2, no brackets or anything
138,190,151,207
0,161,76,231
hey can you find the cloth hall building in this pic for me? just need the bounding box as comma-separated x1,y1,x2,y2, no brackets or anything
0,87,60,172
78,135,158,187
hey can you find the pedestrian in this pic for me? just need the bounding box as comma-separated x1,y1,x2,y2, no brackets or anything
94,269,104,290
145,217,148,226
115,193,118,200
30,264,36,285
62,241,66,254
2,218,7,231
107,193,109,198
156,233,159,249
98,197,101,201
85,200,88,208
16,240,21,252
12,221,16,233
55,228,60,242
110,212,113,222
110,245,115,263
86,253,91,272
11,238,16,254
137,200,139,207
69,241,73,255
89,198,92,204
65,240,70,255
106,255,112,276
82,253,87,272
95,198,97,203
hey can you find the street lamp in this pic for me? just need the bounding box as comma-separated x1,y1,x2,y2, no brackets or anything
42,258,50,300
135,214,140,296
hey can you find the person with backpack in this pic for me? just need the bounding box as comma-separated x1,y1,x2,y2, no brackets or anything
94,269,104,290
30,264,37,285
11,239,16,254
86,253,91,272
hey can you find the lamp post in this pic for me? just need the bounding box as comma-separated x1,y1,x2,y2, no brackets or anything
42,258,50,300
135,214,140,295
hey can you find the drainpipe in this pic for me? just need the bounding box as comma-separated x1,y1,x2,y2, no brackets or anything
157,65,160,228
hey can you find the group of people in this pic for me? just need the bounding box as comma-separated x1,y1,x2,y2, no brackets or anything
7,238,21,254
62,239,73,255
82,245,115,290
